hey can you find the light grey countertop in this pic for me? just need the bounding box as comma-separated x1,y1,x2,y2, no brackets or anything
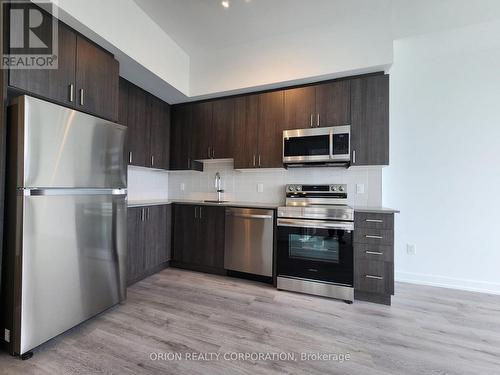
128,198,280,210
352,206,400,214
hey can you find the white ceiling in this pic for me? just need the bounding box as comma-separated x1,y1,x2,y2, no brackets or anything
133,0,367,55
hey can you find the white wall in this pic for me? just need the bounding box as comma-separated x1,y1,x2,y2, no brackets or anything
384,20,500,294
168,161,382,207
44,0,190,97
189,10,393,97
128,167,169,202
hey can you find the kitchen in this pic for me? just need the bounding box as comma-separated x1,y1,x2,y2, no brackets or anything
1,1,500,374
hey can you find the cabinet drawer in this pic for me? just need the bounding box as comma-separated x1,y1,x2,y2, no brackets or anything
354,228,393,245
355,212,393,230
354,244,393,262
354,260,394,294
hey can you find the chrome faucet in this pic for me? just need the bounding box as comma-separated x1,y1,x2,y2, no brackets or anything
215,172,224,202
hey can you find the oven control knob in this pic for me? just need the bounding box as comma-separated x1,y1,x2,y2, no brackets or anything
339,186,345,192
331,185,337,191
288,185,295,192
296,185,302,191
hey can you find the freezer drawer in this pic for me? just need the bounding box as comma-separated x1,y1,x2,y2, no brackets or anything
17,190,127,355
10,95,127,189
224,208,274,277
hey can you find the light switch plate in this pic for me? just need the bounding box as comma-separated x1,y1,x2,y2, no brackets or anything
356,184,365,194
407,244,416,255
257,183,264,193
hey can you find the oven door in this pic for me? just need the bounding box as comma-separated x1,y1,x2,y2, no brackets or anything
277,218,353,286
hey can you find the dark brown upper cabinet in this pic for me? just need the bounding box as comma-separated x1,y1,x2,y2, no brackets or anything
283,81,350,130
127,83,150,167
233,95,259,169
315,80,350,127
258,91,284,168
8,20,76,107
212,97,235,159
150,96,171,170
283,86,316,130
170,105,193,170
7,11,119,122
121,79,171,170
233,92,284,169
75,35,119,122
191,101,213,160
350,74,389,166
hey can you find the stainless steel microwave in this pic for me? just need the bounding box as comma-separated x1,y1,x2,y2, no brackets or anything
282,125,351,167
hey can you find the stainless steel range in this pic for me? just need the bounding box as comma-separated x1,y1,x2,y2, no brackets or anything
277,184,354,303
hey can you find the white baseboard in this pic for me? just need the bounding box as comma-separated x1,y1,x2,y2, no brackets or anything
395,271,500,296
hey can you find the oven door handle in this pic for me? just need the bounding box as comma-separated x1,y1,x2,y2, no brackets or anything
277,218,354,231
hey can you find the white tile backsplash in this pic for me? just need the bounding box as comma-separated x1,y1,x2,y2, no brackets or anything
168,160,382,206
128,166,169,201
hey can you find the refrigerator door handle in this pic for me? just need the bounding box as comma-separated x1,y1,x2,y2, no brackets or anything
20,188,128,196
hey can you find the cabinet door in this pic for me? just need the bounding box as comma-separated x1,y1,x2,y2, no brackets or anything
212,97,234,159
170,105,193,170
258,91,284,168
233,96,259,169
127,207,145,285
9,20,76,107
198,206,225,270
283,86,316,130
144,205,170,270
75,35,119,121
118,78,129,126
127,84,150,167
191,102,213,160
173,204,198,264
315,81,351,127
350,75,389,166
150,96,171,170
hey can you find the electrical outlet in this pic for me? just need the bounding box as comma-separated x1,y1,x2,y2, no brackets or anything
406,244,416,255
356,184,365,194
257,183,264,193
180,183,185,191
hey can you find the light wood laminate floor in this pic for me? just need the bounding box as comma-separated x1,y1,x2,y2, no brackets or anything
1,268,500,374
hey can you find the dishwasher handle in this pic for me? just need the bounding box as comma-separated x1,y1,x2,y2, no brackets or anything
230,213,273,220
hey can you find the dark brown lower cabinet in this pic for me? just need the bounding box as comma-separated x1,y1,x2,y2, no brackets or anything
353,211,395,305
127,204,171,286
172,204,225,274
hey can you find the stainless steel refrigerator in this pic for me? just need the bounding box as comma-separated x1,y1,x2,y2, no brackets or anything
2,95,127,356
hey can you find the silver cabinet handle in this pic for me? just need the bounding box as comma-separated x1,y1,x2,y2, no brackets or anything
365,251,383,255
310,114,313,127
151,155,154,167
366,219,383,223
129,152,133,164
232,214,273,220
258,155,261,167
141,208,145,221
68,84,74,102
147,207,150,220
199,206,202,219
79,89,84,106
253,154,256,167
366,235,383,239
207,146,211,159
194,206,198,219
317,113,320,127
353,150,356,164
366,275,383,280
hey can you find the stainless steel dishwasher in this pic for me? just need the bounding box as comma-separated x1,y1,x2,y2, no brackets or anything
224,207,274,277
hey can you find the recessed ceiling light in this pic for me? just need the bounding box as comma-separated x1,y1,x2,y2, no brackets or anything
221,0,229,8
